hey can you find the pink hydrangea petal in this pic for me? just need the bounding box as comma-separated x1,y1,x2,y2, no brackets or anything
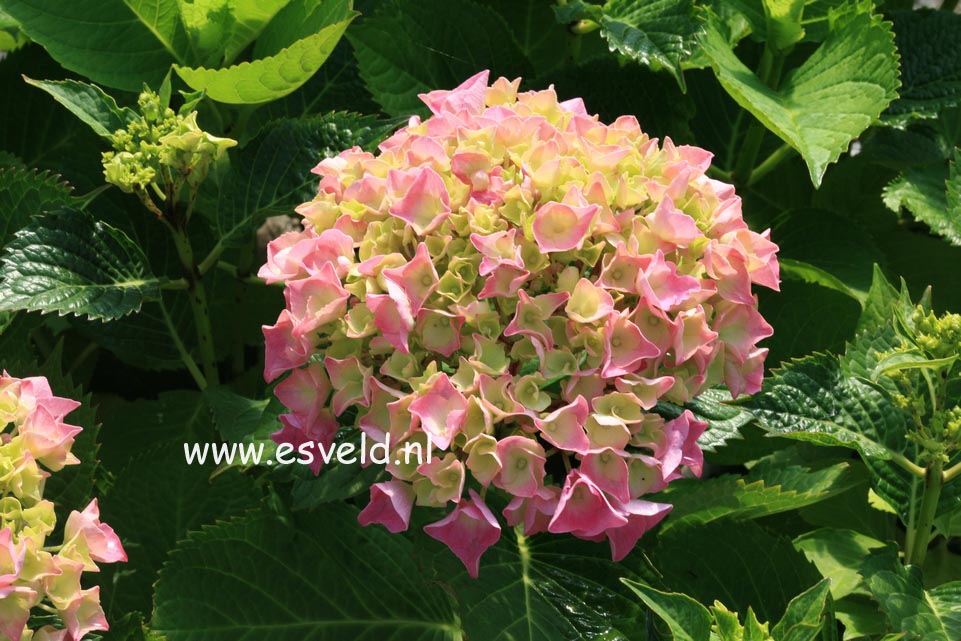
424,489,501,578
358,480,416,533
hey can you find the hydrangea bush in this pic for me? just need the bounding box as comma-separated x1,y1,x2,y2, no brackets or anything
261,71,779,575
0,373,126,641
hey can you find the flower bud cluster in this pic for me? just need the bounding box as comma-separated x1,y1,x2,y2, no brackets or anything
0,372,126,641
102,89,235,210
261,72,779,575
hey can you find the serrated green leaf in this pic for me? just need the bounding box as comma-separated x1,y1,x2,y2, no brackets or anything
205,113,401,246
557,0,696,88
794,528,886,599
887,10,961,121
699,5,900,185
882,155,961,247
657,388,756,453
658,462,854,531
0,166,72,246
742,353,961,525
99,445,262,615
856,265,908,335
622,581,712,641
0,208,161,320
741,353,911,462
174,15,353,104
771,579,835,641
0,0,177,92
152,504,463,640
23,76,139,138
348,0,534,117
861,546,961,641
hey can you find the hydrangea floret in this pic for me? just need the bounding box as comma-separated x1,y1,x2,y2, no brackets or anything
0,372,126,641
261,71,779,576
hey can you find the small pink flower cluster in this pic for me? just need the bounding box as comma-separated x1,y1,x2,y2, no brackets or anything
261,72,778,576
0,373,127,641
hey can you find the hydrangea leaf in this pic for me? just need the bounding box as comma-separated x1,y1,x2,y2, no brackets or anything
741,353,961,524
0,166,72,247
769,579,835,641
883,151,961,247
651,520,821,623
23,77,139,138
152,504,463,640
621,582,712,641
251,0,349,59
555,0,696,88
0,0,178,91
0,208,161,320
860,546,961,641
99,445,263,615
887,9,961,122
772,208,886,301
699,5,900,186
173,15,353,104
794,528,886,600
659,462,855,532
430,529,647,640
205,112,401,246
348,0,534,117
178,0,291,67
657,388,756,453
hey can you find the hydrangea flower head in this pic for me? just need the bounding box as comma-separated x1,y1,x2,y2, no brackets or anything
0,372,126,641
262,71,778,575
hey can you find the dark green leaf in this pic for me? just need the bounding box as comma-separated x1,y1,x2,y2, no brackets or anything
888,10,961,122
349,0,534,117
100,445,262,615
152,504,462,640
557,0,696,88
0,208,161,320
0,0,177,91
428,528,647,640
0,166,72,247
206,113,401,246
651,519,822,623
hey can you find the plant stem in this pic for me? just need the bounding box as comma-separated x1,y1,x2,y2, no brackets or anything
748,144,794,186
944,459,961,483
735,47,785,184
170,227,219,386
907,459,944,567
159,296,207,390
891,451,927,479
